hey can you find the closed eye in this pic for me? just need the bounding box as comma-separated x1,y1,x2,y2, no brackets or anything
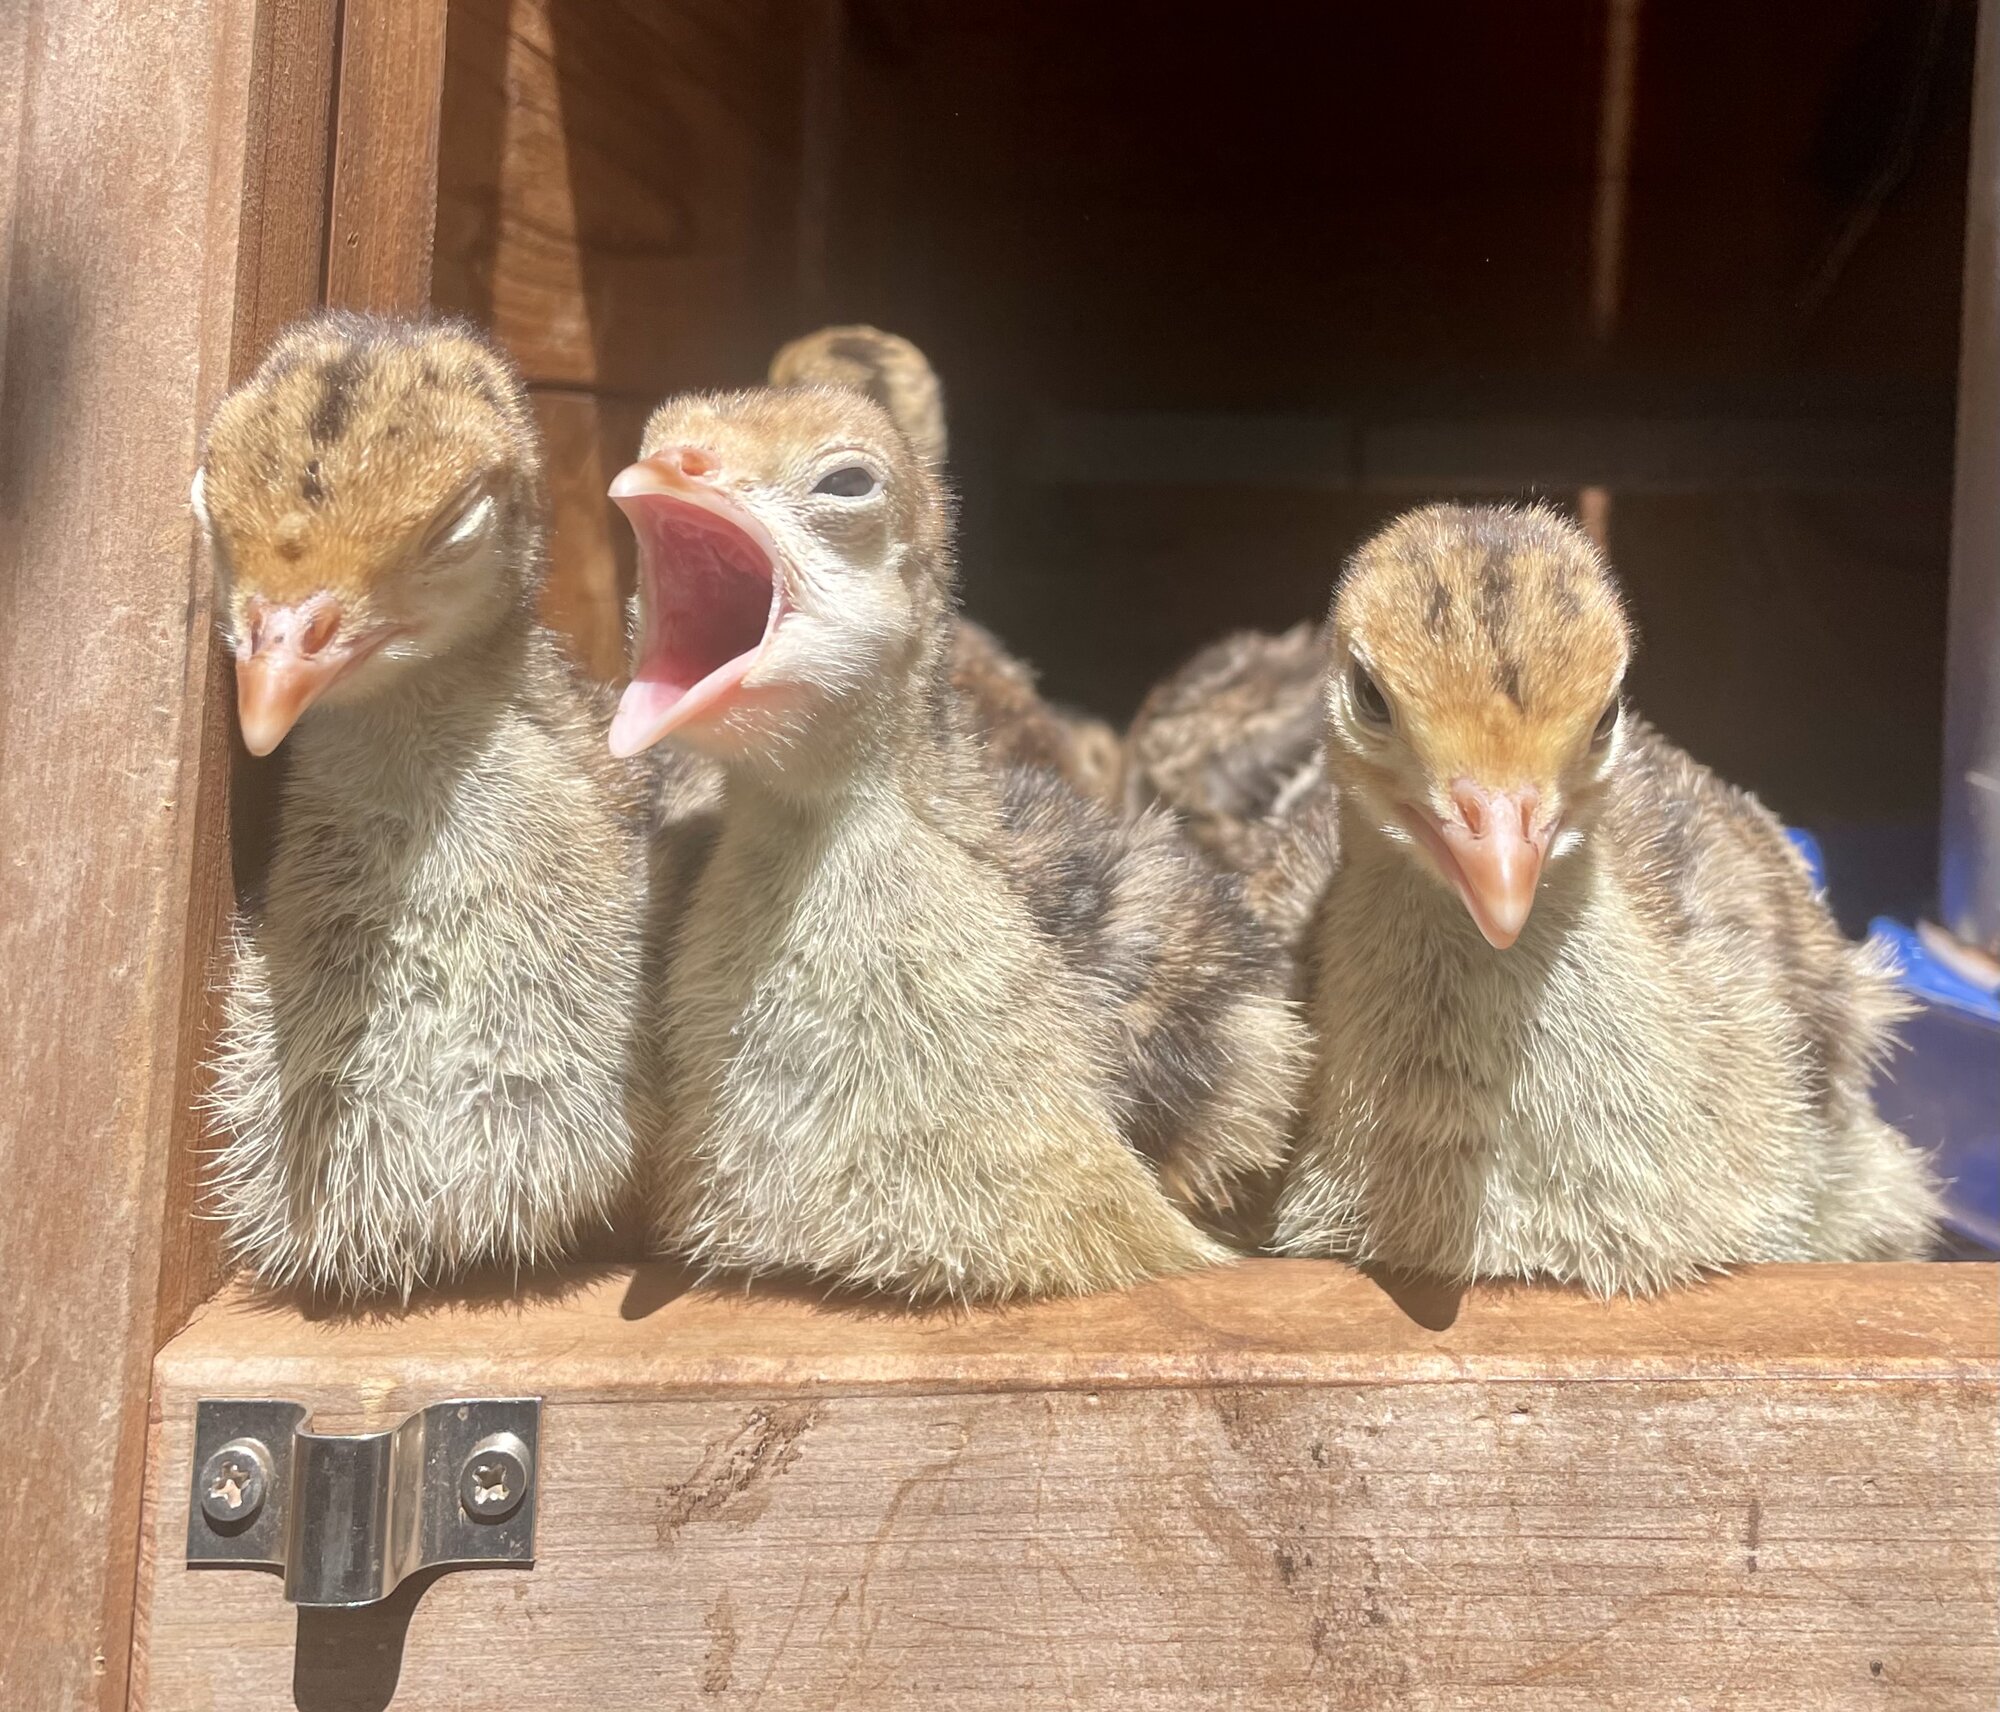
1592,698,1620,744
812,465,878,499
420,484,497,560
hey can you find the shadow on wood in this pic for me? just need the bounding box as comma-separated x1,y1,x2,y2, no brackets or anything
292,1565,447,1712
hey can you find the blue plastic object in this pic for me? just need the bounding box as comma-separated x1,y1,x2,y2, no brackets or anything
1865,917,2000,1254
1866,918,2000,1025
1784,826,1828,893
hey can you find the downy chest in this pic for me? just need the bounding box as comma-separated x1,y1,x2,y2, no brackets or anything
675,797,1042,1096
1313,859,1677,1145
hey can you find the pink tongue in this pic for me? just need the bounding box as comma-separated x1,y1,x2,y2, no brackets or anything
607,499,775,757
609,679,682,759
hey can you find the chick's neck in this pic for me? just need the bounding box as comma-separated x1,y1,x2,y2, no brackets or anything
287,572,541,780
718,610,989,838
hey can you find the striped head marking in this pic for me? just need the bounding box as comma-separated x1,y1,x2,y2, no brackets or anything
1325,502,1632,947
194,313,542,753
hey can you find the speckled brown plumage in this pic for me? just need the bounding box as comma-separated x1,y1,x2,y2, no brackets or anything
197,313,663,1297
768,322,948,467
1125,618,1335,940
613,384,1306,1299
950,617,1126,805
995,764,1307,1220
770,325,1123,804
1272,502,1938,1293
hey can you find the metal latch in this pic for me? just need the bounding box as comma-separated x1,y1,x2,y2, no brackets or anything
185,1397,540,1607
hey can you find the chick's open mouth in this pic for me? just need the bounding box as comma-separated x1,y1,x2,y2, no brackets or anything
608,479,785,757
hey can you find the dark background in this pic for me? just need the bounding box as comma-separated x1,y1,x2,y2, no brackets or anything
437,0,1977,928
806,0,1974,925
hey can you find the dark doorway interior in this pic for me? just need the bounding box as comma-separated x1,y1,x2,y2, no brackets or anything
809,0,1974,924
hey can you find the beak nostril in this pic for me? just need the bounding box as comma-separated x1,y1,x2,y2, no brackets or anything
675,447,717,480
1516,788,1541,839
1452,785,1485,837
301,607,340,656
1451,782,1543,842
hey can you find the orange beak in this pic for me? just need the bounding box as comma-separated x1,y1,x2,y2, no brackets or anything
233,597,387,756
1408,782,1550,950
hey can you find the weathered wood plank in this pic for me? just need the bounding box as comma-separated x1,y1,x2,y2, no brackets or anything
136,1263,1999,1710
230,0,341,359
154,0,345,1364
324,0,450,309
0,1,335,1705
532,387,648,681
431,0,805,395
151,1259,2000,1396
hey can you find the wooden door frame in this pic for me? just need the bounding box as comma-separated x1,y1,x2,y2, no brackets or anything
3,2,1995,1706
0,1,443,1706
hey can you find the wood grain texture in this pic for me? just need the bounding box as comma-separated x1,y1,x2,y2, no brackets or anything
431,0,807,677
155,0,345,1364
136,1263,1998,1709
532,387,648,680
325,0,450,309
231,0,341,357
432,0,806,394
0,1,335,1705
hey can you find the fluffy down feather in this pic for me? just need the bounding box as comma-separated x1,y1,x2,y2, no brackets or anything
201,314,662,1297
621,385,1306,1298
1273,503,1938,1292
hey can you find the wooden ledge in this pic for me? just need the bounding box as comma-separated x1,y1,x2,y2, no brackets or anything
158,1259,1998,1402
138,1261,1998,1710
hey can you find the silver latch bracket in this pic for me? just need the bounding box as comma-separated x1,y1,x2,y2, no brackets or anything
185,1396,540,1608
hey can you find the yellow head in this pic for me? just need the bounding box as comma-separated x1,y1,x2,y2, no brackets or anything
194,313,543,754
1325,503,1632,948
607,386,951,767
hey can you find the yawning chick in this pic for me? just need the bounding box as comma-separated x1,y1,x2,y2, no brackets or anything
199,312,659,1297
769,323,1124,804
1273,503,1938,1293
609,385,1305,1299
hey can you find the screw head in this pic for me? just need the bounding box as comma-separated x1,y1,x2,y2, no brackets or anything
199,1438,271,1526
459,1433,530,1521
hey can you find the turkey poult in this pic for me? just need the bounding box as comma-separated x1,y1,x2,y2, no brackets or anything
608,384,1306,1300
1272,502,1938,1294
197,312,662,1298
769,322,948,467
769,323,1125,805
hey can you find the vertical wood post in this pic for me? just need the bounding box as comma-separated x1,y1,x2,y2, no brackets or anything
0,2,337,1706
1944,0,2000,952
324,0,452,309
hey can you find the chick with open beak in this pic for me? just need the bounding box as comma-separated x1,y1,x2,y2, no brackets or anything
1273,502,1937,1293
607,385,1304,1300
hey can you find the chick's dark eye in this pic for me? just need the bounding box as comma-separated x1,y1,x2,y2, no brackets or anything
813,465,878,499
1352,662,1392,725
1593,698,1621,743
